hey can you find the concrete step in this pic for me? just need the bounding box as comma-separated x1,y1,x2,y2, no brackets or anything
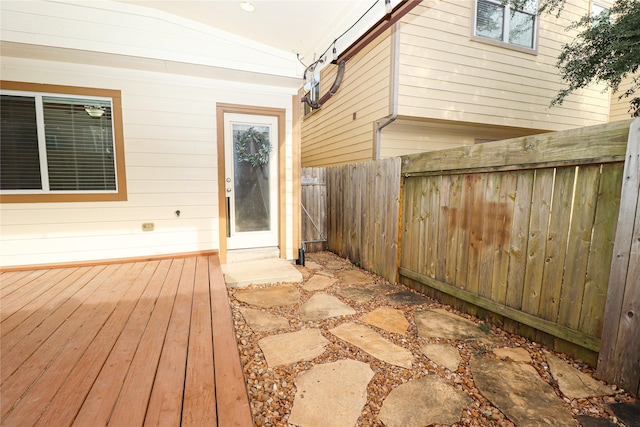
222,257,303,288
226,247,280,263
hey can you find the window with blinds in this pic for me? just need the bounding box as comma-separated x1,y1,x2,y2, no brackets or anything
474,0,538,51
1,89,119,198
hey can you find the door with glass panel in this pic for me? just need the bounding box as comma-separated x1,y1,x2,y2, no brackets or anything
224,113,278,250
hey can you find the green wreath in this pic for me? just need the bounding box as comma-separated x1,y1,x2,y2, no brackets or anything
235,127,272,167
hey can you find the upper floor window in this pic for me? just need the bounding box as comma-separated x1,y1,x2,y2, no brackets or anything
0,81,127,203
474,0,538,50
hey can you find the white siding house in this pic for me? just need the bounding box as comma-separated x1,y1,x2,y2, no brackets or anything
0,0,302,267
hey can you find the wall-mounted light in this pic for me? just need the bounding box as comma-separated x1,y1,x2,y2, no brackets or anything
84,105,105,118
240,1,255,12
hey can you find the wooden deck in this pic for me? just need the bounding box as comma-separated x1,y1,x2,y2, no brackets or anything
0,255,253,427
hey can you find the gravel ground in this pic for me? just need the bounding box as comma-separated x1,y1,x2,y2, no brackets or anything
228,251,635,427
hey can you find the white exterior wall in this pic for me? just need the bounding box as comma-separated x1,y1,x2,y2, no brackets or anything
0,1,299,267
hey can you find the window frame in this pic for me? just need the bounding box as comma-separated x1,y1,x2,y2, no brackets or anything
471,0,539,55
0,81,127,203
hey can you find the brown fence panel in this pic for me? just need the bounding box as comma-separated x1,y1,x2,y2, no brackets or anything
326,158,401,282
597,119,640,396
398,120,633,368
301,167,327,253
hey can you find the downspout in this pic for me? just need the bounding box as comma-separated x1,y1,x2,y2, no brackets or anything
374,22,400,160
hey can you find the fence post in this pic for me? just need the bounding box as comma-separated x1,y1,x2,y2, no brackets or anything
597,118,640,396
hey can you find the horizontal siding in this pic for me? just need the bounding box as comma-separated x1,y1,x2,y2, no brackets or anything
398,0,611,130
609,74,639,122
301,29,392,167
379,119,545,158
0,55,295,266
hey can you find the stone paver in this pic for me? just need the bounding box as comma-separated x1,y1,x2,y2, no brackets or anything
335,287,377,304
359,307,409,335
288,359,374,427
300,293,356,321
304,261,323,270
329,322,413,368
234,284,300,308
420,343,461,371
493,347,531,363
239,307,289,332
295,265,314,280
576,415,619,427
379,376,472,427
471,357,578,427
415,308,490,341
326,260,348,271
336,269,371,284
386,290,429,306
608,401,640,427
546,354,613,399
302,275,336,291
258,329,328,367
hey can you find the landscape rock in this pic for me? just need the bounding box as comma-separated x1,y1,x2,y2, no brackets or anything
288,359,374,427
379,375,472,427
359,307,409,335
420,343,461,371
329,322,413,368
257,328,328,367
546,354,613,399
238,307,289,332
471,357,578,427
300,293,356,321
234,284,300,308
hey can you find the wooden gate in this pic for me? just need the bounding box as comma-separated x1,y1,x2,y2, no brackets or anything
301,167,327,253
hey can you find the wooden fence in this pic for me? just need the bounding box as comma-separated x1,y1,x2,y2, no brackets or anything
301,168,327,253
325,158,401,282
313,119,639,395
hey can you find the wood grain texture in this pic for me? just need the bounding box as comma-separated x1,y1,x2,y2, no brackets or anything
597,118,640,395
0,255,252,426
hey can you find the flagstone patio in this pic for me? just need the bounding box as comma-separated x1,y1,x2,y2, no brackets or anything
227,251,637,427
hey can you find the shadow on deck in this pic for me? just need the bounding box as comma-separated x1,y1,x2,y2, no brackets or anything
0,255,252,426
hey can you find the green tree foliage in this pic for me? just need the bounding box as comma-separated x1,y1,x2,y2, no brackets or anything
513,0,640,117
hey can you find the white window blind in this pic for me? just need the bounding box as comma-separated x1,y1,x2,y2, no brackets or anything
1,92,117,194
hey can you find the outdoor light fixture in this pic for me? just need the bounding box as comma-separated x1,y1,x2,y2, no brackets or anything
84,105,105,118
240,1,255,12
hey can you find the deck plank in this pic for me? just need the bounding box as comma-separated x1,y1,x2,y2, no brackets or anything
0,269,48,293
144,258,194,427
108,259,184,426
1,262,148,425
0,255,251,427
0,268,74,321
182,256,217,427
0,263,129,385
1,266,101,342
210,256,254,426
35,260,168,427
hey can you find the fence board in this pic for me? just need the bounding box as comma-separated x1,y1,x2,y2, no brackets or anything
325,158,400,282
598,118,640,396
540,167,574,323
301,167,327,253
